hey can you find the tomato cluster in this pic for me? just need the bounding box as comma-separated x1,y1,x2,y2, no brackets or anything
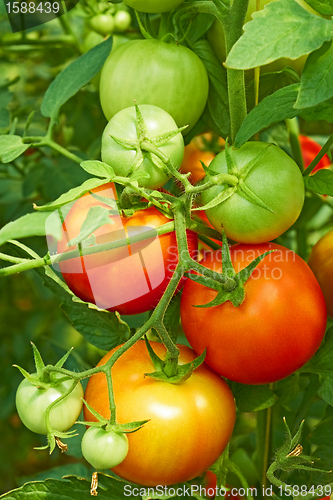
15,0,332,491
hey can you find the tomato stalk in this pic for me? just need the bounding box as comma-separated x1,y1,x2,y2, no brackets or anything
303,133,333,176
218,0,249,144
286,118,304,172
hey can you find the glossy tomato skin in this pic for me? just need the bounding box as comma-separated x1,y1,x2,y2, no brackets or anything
123,0,185,12
299,135,331,173
81,427,129,469
16,373,84,435
101,105,184,189
99,39,209,134
57,184,198,315
84,341,236,486
181,243,327,385
308,230,333,318
180,134,224,184
201,142,305,244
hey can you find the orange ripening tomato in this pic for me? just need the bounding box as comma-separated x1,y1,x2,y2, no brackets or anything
181,243,327,385
308,229,333,318
56,183,198,315
299,135,331,174
180,134,225,184
84,341,236,486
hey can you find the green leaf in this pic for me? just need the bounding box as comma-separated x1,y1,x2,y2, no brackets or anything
34,178,109,211
246,67,300,111
226,0,333,70
304,169,333,196
41,37,112,119
67,206,114,247
31,264,131,351
303,0,333,15
193,39,230,137
164,293,182,344
0,88,12,128
301,327,333,376
16,464,91,486
0,134,30,162
235,84,300,148
300,96,333,122
80,160,115,179
0,212,51,246
0,474,132,499
229,382,278,412
296,40,333,109
317,375,333,406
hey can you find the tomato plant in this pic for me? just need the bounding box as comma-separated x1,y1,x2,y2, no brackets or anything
101,104,184,189
57,183,198,315
16,373,84,435
201,142,305,244
81,427,129,469
99,39,209,133
2,0,333,496
122,0,185,13
83,341,236,486
181,243,327,385
308,229,333,318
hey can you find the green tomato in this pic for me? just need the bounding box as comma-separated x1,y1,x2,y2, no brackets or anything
114,10,131,31
81,427,129,469
102,104,184,189
202,142,305,244
99,39,209,134
83,31,104,53
207,0,321,76
16,373,84,435
122,0,185,13
90,14,115,36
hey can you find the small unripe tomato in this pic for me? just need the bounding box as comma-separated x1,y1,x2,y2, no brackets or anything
90,14,115,36
81,427,129,469
114,10,131,31
16,373,84,435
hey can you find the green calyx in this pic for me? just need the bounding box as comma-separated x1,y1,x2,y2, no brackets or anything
143,336,206,384
197,142,276,214
13,342,74,390
79,399,149,434
109,103,186,182
267,418,330,487
187,232,275,308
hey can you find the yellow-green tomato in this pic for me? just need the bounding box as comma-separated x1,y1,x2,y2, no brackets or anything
308,230,333,318
101,104,184,189
114,10,131,31
99,39,209,134
122,0,185,13
201,142,305,244
81,427,129,469
15,373,84,435
90,14,115,36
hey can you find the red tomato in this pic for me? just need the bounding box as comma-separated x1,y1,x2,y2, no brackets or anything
84,341,236,486
180,243,327,385
308,229,333,318
57,183,198,315
299,135,331,173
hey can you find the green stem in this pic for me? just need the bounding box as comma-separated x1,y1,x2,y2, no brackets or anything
105,368,117,425
0,253,28,264
0,222,175,278
58,14,82,53
0,36,78,48
286,118,304,172
303,133,333,176
22,136,83,165
226,459,252,500
221,0,249,144
262,403,273,490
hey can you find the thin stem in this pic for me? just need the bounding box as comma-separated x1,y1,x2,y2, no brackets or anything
105,368,117,425
0,253,28,264
22,136,83,165
262,382,274,489
222,0,249,144
286,118,304,172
